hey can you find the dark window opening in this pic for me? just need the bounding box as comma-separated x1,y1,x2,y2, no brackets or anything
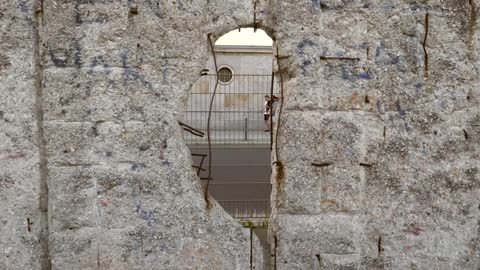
217,67,233,83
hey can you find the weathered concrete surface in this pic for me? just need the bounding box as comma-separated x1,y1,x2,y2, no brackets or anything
2,0,260,269
0,0,49,268
1,0,480,269
270,0,480,269
40,0,259,268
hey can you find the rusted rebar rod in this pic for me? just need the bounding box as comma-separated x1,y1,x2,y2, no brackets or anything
274,46,285,163
178,121,205,137
311,162,332,167
319,56,360,61
269,71,274,150
204,34,219,200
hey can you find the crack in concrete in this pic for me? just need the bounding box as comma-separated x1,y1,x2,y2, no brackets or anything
468,0,478,60
33,0,50,268
422,13,429,78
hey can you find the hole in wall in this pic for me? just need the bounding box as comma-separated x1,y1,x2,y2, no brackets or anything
179,27,277,268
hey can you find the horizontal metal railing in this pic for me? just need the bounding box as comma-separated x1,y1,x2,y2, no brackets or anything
217,200,270,219
182,74,278,145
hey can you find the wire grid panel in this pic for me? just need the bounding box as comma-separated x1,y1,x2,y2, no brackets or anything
217,200,271,219
183,74,278,145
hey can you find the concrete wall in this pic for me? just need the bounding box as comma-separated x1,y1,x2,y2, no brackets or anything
270,1,480,269
0,0,48,268
1,0,479,269
1,0,259,269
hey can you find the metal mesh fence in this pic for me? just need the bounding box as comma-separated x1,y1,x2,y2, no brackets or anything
217,200,271,219
183,74,278,145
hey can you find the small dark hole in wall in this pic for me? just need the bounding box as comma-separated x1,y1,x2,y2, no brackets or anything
463,129,469,140
364,95,370,103
131,164,140,171
467,95,471,100
27,218,32,232
377,236,382,256
129,7,138,16
91,126,99,137
139,145,150,151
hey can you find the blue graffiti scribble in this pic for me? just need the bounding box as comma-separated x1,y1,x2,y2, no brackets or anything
341,67,373,82
16,0,33,24
396,100,406,116
145,0,162,19
390,55,400,65
131,163,140,172
375,41,384,58
358,71,372,80
73,38,84,68
88,56,111,75
132,192,154,226
136,204,152,221
376,101,385,114
161,160,171,166
374,41,405,70
296,39,319,75
119,50,153,90
161,62,170,82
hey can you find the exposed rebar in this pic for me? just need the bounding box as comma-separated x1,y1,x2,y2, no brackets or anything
319,56,360,61
311,162,332,167
270,71,275,150
422,13,429,77
204,34,219,201
274,46,285,163
178,121,205,137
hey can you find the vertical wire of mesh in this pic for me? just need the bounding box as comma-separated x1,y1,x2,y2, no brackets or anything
230,75,233,144
222,76,226,145
247,75,251,142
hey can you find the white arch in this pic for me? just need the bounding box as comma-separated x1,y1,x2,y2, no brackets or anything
215,28,273,46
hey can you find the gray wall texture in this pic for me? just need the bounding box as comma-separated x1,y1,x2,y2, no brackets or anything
0,0,479,269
